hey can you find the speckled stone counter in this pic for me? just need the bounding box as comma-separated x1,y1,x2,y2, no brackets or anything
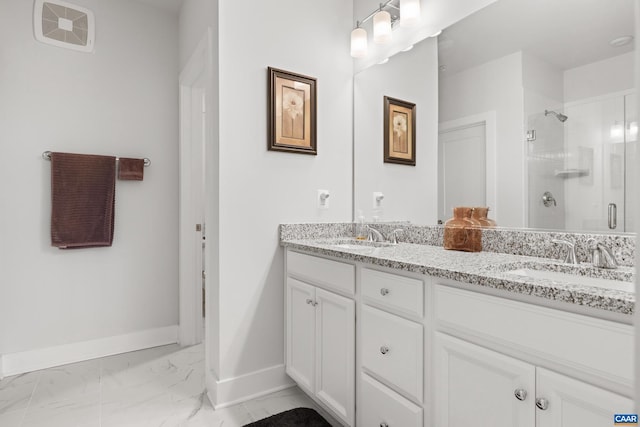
281,237,635,316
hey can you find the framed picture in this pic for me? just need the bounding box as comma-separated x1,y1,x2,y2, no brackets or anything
268,67,317,155
383,96,416,165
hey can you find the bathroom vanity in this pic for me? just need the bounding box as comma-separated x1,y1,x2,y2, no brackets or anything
281,228,634,427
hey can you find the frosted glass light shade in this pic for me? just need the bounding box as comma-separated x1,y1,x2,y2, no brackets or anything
401,0,421,27
373,10,392,44
350,27,368,58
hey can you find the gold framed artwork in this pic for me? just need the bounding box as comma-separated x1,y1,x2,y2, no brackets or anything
268,67,317,155
383,96,416,165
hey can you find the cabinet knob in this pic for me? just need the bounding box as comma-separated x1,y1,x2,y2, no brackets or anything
380,346,390,355
535,397,549,410
306,299,313,305
380,423,389,427
380,288,390,296
514,389,527,401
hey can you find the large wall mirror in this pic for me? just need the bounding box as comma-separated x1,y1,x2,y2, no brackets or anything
354,0,636,234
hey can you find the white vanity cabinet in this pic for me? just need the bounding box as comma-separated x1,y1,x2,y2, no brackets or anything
284,247,634,427
433,285,634,427
285,251,356,426
358,267,425,427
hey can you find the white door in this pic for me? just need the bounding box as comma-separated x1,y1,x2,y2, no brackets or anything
438,123,487,222
314,288,355,426
286,278,316,395
434,333,535,427
536,367,633,427
179,72,207,345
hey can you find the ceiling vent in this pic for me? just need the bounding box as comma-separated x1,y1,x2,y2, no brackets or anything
33,0,95,53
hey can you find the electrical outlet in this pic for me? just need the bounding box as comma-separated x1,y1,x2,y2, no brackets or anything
317,189,330,209
373,192,384,209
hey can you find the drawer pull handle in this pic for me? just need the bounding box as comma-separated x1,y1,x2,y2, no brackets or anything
380,423,389,427
380,346,390,355
535,397,549,410
380,288,390,296
514,389,527,401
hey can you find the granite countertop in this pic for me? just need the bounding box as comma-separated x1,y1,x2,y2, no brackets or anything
282,238,635,315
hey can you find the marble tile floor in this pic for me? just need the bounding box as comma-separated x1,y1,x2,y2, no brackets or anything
0,343,341,427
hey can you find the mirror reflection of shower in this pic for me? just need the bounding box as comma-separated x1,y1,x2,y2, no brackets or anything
544,109,568,123
527,93,636,233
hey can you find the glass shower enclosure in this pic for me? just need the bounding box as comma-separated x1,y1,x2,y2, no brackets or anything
527,93,637,233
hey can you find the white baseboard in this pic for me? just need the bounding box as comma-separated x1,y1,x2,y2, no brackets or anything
1,325,178,377
208,364,295,409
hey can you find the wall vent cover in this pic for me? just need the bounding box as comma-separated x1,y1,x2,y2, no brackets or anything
34,0,95,52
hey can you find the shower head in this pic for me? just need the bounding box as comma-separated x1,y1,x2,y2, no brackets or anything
545,109,568,123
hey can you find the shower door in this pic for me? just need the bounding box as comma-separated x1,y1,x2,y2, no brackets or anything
527,92,636,232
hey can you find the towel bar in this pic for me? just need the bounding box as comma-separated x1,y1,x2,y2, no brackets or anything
42,151,151,167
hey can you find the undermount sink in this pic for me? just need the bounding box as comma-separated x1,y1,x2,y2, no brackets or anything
506,268,634,293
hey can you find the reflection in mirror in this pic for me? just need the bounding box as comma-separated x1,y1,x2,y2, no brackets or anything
354,38,439,224
438,0,635,232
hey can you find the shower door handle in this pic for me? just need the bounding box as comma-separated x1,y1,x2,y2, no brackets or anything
608,203,617,229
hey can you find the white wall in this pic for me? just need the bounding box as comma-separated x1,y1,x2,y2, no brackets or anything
564,52,635,103
0,0,179,363
217,0,353,378
354,39,438,223
179,0,354,406
439,51,525,227
179,0,217,70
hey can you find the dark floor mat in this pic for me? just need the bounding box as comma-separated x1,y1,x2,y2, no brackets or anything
244,407,332,427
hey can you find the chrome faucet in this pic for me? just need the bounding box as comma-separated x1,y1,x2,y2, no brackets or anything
366,225,385,243
587,238,618,269
388,229,404,245
551,239,578,264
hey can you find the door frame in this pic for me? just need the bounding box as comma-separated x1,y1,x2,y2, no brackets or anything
179,28,213,346
439,111,497,221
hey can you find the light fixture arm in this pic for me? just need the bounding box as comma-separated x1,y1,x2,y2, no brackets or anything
355,0,398,27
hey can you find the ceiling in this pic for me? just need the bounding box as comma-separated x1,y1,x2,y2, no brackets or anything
134,0,183,14
438,0,635,75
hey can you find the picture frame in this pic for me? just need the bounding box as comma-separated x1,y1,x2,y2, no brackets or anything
383,96,416,165
268,67,317,155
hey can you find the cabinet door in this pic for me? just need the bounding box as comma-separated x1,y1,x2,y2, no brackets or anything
434,333,535,427
315,287,355,426
286,278,316,395
536,368,633,427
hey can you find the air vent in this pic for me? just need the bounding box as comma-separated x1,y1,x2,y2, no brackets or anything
34,0,95,53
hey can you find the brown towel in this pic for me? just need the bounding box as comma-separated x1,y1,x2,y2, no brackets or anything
50,152,116,249
118,158,144,181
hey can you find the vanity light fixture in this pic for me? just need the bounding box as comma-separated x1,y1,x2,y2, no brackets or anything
351,0,422,58
350,23,368,58
373,9,393,44
400,0,421,27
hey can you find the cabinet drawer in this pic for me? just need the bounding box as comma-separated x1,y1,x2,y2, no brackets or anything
361,305,423,401
434,285,633,387
287,250,355,296
359,373,422,427
361,268,423,318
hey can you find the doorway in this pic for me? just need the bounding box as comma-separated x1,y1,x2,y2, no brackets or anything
179,30,212,346
438,112,497,224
